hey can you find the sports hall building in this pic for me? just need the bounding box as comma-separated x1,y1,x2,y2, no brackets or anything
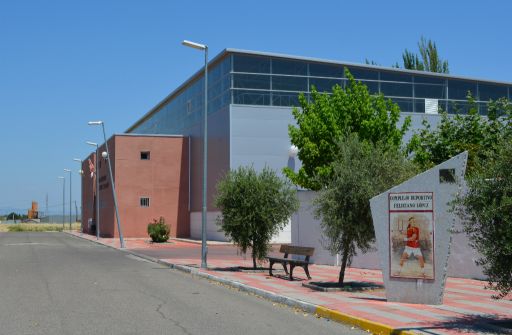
82,49,512,248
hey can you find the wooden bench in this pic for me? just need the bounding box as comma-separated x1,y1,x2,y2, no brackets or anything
267,245,315,281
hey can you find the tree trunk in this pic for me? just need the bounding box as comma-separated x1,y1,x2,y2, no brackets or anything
252,250,257,269
338,247,350,285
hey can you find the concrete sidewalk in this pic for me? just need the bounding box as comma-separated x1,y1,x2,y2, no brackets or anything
70,232,512,335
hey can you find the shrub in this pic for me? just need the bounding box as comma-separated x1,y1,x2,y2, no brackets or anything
147,217,170,243
7,224,64,232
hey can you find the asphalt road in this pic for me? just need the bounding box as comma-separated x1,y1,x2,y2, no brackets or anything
0,232,365,335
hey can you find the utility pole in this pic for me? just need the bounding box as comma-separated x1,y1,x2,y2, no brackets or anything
74,200,78,223
46,193,48,221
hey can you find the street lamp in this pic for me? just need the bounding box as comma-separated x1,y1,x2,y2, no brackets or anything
88,121,125,248
57,176,65,229
87,141,100,240
182,39,208,269
288,145,299,158
73,158,83,233
64,169,72,230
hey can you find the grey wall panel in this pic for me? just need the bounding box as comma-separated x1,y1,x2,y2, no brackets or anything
230,105,301,176
187,123,202,212
188,106,230,212
229,105,442,178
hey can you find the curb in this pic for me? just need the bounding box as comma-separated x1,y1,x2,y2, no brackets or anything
65,232,416,335
314,306,415,335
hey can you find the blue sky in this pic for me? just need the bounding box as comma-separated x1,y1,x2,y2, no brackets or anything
0,0,511,214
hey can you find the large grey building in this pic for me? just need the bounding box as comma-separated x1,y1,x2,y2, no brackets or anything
126,49,512,242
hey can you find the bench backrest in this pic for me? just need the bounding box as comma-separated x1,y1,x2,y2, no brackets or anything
279,245,315,257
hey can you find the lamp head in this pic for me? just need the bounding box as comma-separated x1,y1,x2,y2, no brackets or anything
64,169,71,172
86,141,98,147
88,121,103,126
288,145,299,158
101,151,108,159
182,40,207,50
73,158,81,162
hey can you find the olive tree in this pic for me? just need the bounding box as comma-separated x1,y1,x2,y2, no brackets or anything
315,134,417,284
215,166,299,269
455,141,512,298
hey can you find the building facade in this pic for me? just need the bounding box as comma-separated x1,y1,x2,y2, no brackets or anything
81,134,189,238
125,49,512,243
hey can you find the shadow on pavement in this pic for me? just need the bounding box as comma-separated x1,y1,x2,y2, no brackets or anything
409,315,512,334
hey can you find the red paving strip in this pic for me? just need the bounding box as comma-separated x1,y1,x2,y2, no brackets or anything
71,232,512,335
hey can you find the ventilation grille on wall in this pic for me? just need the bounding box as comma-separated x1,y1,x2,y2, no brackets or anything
425,98,439,114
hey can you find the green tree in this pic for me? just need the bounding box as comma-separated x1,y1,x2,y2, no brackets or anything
364,59,379,66
215,166,299,268
455,140,512,298
407,97,512,174
401,36,449,73
6,212,24,220
402,49,424,71
284,69,411,190
314,134,417,284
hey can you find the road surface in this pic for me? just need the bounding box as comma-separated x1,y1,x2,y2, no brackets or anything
0,232,365,335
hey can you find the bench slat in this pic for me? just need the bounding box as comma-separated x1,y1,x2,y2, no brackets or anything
267,257,312,265
279,245,314,256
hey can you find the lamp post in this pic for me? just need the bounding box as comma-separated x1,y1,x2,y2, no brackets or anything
87,141,100,240
73,158,83,234
88,121,125,248
57,176,65,229
182,39,208,269
63,169,72,230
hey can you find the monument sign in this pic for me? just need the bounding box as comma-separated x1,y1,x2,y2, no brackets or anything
370,152,467,304
389,192,435,280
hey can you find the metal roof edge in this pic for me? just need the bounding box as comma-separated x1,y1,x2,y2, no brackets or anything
225,48,512,85
114,133,187,138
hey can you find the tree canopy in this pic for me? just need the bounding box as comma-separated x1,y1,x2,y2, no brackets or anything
400,36,449,73
455,139,512,298
215,166,299,268
5,212,25,220
285,69,411,190
407,97,512,174
314,134,417,284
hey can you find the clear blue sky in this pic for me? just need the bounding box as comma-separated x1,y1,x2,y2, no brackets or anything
1,0,511,214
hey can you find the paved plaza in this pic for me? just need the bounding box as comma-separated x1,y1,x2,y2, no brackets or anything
70,232,512,335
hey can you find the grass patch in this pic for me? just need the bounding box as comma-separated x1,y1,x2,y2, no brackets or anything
0,223,81,232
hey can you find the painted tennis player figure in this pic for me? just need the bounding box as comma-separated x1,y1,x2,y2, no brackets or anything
399,216,425,275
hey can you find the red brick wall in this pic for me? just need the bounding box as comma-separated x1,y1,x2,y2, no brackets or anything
81,135,190,239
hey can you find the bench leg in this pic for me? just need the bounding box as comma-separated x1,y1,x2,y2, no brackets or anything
289,264,295,281
304,265,311,280
282,262,289,275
